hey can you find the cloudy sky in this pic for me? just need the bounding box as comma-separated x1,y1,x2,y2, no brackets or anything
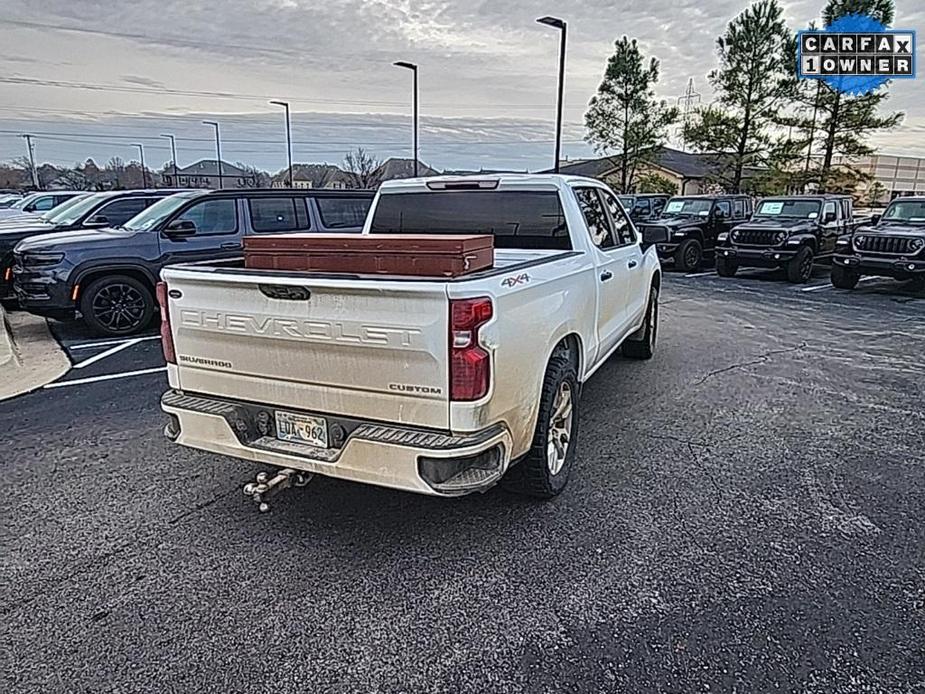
0,0,922,174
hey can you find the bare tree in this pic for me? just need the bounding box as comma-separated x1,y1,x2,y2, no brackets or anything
343,147,382,189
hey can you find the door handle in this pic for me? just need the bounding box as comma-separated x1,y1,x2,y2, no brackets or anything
221,242,240,250
628,260,638,269
600,270,613,282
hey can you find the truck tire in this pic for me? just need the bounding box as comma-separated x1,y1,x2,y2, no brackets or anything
622,286,658,360
674,239,703,272
80,274,155,336
830,264,860,289
715,255,738,277
786,246,814,284
501,355,579,499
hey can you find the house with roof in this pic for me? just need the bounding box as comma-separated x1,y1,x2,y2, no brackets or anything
161,160,258,189
372,158,438,183
551,147,765,194
271,164,354,190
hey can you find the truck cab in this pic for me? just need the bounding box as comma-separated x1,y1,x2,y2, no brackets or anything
831,196,925,290
638,194,752,272
716,195,856,283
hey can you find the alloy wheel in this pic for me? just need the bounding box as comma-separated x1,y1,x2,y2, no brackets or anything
547,381,574,475
91,283,147,332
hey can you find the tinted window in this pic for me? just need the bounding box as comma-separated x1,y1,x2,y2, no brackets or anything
715,200,732,217
633,199,651,215
369,191,570,250
249,197,310,233
651,198,667,214
177,199,237,235
733,199,746,218
316,197,371,229
823,201,837,221
601,190,637,246
31,196,56,212
575,187,614,249
95,198,150,226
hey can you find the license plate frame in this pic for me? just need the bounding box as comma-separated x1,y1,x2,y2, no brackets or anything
274,410,329,449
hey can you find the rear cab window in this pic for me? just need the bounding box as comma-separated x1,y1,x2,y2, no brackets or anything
369,190,570,250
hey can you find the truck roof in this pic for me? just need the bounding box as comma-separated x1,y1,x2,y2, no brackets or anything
667,193,751,199
759,194,852,201
378,173,603,192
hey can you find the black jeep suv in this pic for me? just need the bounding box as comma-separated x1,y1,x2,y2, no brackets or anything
831,196,925,289
716,194,857,283
13,188,374,336
1,189,183,298
637,194,753,272
616,193,670,223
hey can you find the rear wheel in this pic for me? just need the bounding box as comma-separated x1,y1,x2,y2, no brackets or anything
501,355,579,499
786,246,814,284
622,286,658,360
80,275,155,336
715,255,738,277
674,239,703,272
830,264,860,289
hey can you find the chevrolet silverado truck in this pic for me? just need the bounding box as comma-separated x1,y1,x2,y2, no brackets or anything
159,175,666,504
716,194,857,283
831,196,925,289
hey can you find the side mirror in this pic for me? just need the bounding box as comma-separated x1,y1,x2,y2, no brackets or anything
84,214,110,228
164,219,196,237
640,224,669,250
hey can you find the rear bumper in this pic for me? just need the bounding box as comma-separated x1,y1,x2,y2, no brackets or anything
833,253,925,277
161,390,514,497
718,246,798,267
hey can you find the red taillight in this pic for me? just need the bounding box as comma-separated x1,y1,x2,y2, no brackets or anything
155,281,176,364
450,297,493,401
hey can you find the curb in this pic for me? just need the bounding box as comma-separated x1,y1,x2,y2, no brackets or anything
0,305,71,400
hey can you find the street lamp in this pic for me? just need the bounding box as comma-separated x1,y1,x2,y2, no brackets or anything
131,143,149,188
202,120,224,189
269,100,293,188
160,134,179,185
536,15,567,173
393,61,419,177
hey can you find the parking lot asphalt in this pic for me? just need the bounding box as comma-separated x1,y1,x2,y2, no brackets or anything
1,268,923,693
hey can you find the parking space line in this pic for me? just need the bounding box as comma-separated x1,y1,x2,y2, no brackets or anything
43,366,167,389
73,337,145,369
801,276,879,292
69,336,160,350
685,271,717,278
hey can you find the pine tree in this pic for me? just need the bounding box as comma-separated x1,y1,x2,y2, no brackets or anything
801,0,903,191
584,37,677,193
683,0,793,192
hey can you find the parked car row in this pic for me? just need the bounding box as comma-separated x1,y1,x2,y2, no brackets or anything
640,192,924,290
5,188,375,335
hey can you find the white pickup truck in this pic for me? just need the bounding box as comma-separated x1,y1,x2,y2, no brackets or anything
159,175,666,504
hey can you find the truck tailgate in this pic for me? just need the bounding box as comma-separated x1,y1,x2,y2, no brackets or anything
163,269,450,429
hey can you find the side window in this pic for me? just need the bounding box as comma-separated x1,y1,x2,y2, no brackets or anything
651,198,666,215
248,197,311,233
633,198,651,216
822,201,836,221
95,198,149,226
840,199,850,220
315,197,371,229
32,196,56,212
601,191,637,246
715,200,732,218
176,198,238,235
574,187,615,249
733,199,745,219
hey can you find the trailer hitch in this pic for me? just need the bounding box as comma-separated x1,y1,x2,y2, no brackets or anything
242,468,312,512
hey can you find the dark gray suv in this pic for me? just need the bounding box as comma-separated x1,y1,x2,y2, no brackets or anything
12,189,375,336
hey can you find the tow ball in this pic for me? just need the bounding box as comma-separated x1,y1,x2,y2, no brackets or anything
243,468,313,512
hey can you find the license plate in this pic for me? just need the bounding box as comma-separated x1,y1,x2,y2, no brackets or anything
275,411,328,448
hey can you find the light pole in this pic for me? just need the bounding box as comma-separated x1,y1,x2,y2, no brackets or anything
131,143,149,188
21,134,40,189
202,120,223,189
269,100,293,188
393,61,419,177
160,134,179,185
536,16,567,173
